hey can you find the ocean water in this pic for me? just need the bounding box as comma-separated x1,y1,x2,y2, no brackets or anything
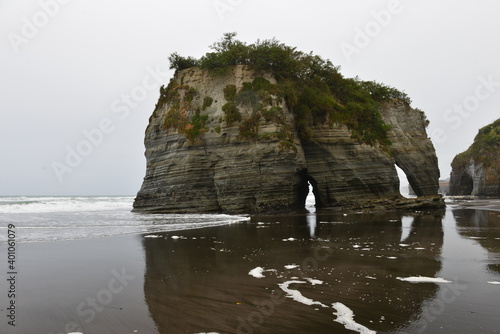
0,196,249,244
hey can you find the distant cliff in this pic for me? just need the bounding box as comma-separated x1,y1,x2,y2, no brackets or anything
133,34,443,213
449,119,500,196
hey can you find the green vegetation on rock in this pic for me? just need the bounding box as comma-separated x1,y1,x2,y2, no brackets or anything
184,111,209,143
223,85,237,101
202,96,214,111
167,33,415,148
160,83,208,143
452,118,500,169
222,102,241,125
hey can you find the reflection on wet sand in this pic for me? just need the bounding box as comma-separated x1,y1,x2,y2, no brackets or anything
453,208,500,275
142,210,445,333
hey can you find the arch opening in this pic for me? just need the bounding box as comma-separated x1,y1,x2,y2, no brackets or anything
297,169,321,211
395,165,411,198
305,181,316,211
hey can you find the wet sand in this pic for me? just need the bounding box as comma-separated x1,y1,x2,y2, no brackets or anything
2,207,500,333
0,235,157,334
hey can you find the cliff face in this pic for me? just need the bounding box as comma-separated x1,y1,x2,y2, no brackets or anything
134,66,442,213
380,100,440,196
449,119,500,196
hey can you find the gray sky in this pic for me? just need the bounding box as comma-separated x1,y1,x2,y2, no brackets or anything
1,0,499,196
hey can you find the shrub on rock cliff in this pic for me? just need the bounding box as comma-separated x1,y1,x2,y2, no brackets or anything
168,33,415,148
449,118,500,196
168,52,200,71
452,118,500,169
222,102,241,125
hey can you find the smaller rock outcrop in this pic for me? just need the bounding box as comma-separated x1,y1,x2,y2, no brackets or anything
449,119,500,196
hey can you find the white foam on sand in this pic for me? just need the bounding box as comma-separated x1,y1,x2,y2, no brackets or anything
387,256,397,260
332,302,377,334
487,281,500,285
282,237,296,241
144,234,162,238
278,281,328,308
285,264,299,269
275,281,376,334
249,267,265,278
396,276,452,283
365,276,377,280
399,244,410,247
306,278,323,285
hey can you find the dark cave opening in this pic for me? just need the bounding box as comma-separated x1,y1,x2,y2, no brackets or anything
457,173,474,195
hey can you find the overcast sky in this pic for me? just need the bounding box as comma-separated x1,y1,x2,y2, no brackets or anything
1,0,499,196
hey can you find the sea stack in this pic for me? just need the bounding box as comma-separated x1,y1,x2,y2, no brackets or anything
133,35,444,213
449,119,500,196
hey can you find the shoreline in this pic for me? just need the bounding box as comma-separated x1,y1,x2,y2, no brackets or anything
445,196,500,212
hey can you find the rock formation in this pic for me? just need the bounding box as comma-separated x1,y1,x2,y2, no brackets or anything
133,66,443,213
449,119,500,196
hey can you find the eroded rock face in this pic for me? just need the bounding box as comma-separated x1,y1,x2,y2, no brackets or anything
449,160,499,196
133,66,442,213
380,100,440,196
449,119,500,196
134,66,308,213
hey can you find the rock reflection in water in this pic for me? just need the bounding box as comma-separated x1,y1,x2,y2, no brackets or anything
142,210,445,333
453,208,500,275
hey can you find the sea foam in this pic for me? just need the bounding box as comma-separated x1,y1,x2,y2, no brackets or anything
396,276,452,283
332,302,377,334
278,280,328,308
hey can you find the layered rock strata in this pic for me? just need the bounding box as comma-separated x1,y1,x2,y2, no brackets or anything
449,119,500,196
134,66,443,213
